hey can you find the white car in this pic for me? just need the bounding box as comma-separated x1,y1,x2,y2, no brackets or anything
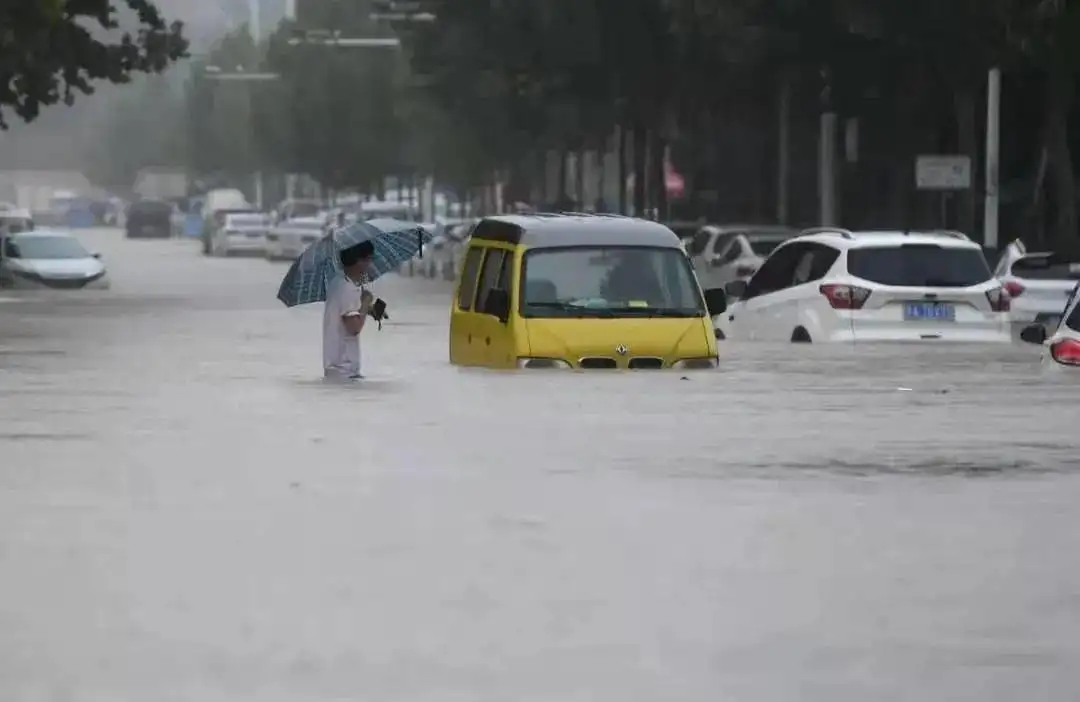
0,208,34,234
995,239,1079,334
210,212,271,256
265,217,325,261
1018,282,1080,367
0,230,109,290
689,225,798,291
720,228,1011,343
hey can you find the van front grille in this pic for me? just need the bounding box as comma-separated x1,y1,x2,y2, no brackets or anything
628,357,663,369
579,357,616,369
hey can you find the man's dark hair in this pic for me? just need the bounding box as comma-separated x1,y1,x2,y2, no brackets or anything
340,240,374,267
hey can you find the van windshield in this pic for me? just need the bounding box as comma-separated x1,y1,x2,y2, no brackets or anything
521,246,705,317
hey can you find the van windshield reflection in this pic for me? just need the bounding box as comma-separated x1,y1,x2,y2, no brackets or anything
521,246,705,317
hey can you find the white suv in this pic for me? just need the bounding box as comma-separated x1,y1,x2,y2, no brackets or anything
1018,282,1080,367
720,228,1011,343
994,239,1080,334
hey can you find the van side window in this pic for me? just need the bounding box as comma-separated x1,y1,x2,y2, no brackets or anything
496,249,513,291
456,247,485,310
475,249,507,313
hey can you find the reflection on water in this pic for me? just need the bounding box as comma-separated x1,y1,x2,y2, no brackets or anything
0,230,1078,701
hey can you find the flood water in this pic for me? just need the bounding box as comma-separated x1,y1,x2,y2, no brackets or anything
1,228,1078,701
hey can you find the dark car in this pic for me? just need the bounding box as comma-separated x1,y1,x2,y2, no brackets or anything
126,199,173,238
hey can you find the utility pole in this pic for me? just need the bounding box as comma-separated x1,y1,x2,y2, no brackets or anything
984,67,1001,252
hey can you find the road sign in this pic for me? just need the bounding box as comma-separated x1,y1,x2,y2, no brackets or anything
915,155,971,190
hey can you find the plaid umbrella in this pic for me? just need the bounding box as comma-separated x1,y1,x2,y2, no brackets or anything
276,218,432,307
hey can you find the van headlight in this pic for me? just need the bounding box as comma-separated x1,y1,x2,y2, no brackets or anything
671,357,718,369
516,358,571,369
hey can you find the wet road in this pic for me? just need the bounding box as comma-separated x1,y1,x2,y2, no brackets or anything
1,227,1078,701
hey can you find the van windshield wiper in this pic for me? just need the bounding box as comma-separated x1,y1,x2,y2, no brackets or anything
616,306,701,317
526,301,615,317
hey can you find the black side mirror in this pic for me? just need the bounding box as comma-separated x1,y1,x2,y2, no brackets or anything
724,279,747,299
1019,323,1047,345
702,288,727,315
483,288,510,322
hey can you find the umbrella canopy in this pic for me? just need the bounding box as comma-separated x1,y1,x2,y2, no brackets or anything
276,218,432,307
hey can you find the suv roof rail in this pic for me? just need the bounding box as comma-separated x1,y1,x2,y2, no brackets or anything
928,229,972,241
798,226,853,240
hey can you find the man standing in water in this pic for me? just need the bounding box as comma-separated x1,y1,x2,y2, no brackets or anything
324,240,374,379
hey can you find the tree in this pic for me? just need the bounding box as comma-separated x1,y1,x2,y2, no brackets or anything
0,0,188,128
256,0,405,193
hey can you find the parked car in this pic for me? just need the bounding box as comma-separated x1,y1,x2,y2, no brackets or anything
0,229,109,289
689,225,798,291
209,211,271,256
0,208,35,234
448,214,726,369
200,189,251,255
125,199,173,238
994,239,1080,335
1018,281,1080,367
720,228,1010,343
265,216,325,261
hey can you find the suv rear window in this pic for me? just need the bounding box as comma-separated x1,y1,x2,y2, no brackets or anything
1010,255,1080,280
847,245,992,287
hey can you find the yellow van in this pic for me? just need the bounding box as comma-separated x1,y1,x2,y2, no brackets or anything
449,214,729,369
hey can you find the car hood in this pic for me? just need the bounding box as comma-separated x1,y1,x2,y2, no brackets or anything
9,257,105,278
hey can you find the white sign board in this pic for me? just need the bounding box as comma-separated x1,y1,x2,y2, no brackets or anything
915,155,972,190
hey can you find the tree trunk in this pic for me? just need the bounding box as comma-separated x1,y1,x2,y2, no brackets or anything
618,125,628,214
954,88,978,236
1045,72,1077,254
632,122,647,215
649,129,667,220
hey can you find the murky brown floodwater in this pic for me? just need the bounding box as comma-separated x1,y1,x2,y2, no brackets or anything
1,228,1078,701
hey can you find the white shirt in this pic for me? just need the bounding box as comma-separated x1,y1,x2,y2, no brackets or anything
323,276,365,377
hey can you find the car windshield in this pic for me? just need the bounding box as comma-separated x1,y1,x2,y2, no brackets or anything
227,215,266,228
1011,255,1080,280
747,233,795,256
289,202,322,217
521,246,704,317
9,235,89,259
847,244,992,287
131,201,171,214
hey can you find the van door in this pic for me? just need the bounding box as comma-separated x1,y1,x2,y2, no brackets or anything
449,246,485,365
476,249,517,368
471,247,515,368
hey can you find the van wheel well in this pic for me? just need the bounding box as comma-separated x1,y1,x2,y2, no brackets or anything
791,327,811,343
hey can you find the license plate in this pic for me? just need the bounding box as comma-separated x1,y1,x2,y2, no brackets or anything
903,301,955,321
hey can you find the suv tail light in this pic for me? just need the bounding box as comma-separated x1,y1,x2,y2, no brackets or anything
985,286,1011,312
819,284,871,309
1003,280,1024,297
1050,339,1080,365
735,264,756,277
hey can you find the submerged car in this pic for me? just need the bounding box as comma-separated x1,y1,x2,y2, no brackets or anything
1018,282,1080,368
0,230,109,289
448,213,727,369
721,228,1010,343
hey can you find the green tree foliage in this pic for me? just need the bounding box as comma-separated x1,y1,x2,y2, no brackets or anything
255,0,404,192
0,0,188,128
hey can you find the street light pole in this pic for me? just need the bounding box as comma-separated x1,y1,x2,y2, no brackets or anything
247,0,263,209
